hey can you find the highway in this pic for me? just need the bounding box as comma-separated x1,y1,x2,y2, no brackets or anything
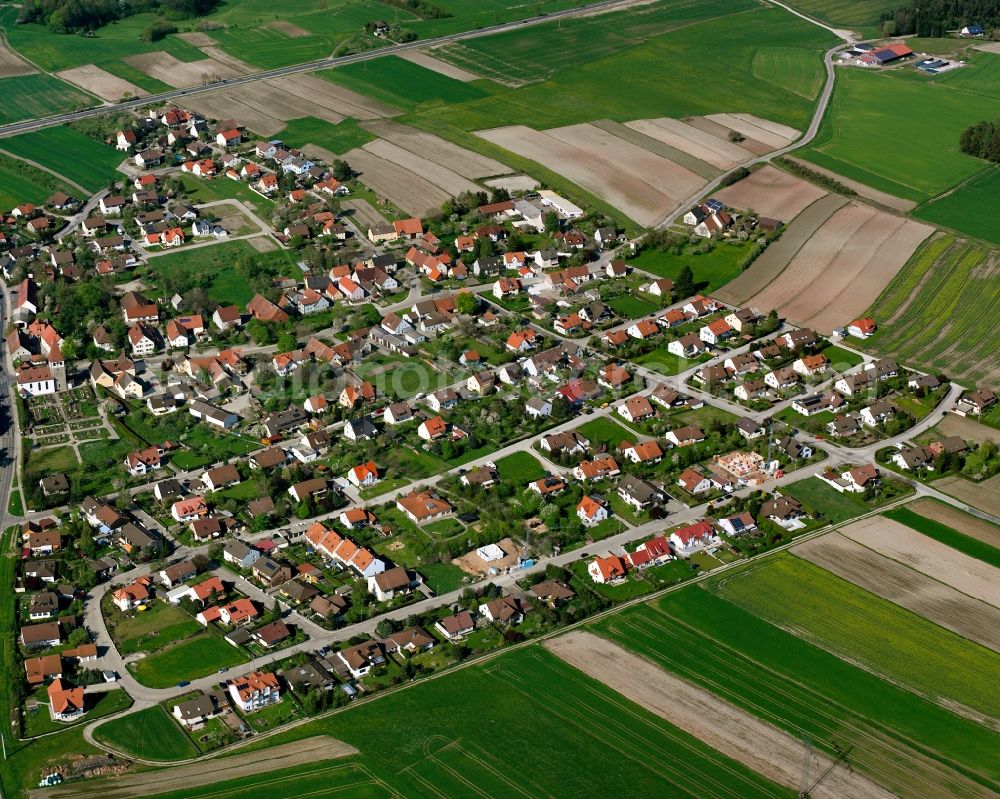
0,0,666,141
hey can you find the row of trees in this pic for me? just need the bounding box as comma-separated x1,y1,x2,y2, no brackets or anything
19,0,220,33
879,0,1000,37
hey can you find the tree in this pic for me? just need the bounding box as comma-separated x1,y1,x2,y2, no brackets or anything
79,525,94,558
543,211,560,234
475,236,495,258
332,160,354,181
673,264,695,299
454,291,477,316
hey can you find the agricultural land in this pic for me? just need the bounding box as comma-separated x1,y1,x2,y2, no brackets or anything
2,0,1000,797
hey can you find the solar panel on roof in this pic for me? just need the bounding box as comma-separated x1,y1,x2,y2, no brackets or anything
705,198,724,212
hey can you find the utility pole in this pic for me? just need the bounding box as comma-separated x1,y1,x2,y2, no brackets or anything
799,739,852,798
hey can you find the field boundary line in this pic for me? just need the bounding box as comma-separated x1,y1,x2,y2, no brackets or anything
910,165,997,212
0,146,89,195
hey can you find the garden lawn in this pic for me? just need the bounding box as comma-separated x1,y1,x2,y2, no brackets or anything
385,447,450,480
424,518,464,538
276,117,374,153
242,697,301,733
576,417,637,448
800,68,998,201
596,585,1000,795
0,128,124,193
633,348,698,376
782,476,872,523
494,451,546,482
360,477,409,499
818,343,864,369
419,561,467,594
22,689,132,738
884,505,1000,569
606,295,659,319
128,633,249,688
914,167,1000,246
0,74,94,125
710,553,1000,719
93,705,198,761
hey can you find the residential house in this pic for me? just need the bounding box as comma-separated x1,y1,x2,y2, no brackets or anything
228,671,281,712
435,611,475,640
577,496,609,527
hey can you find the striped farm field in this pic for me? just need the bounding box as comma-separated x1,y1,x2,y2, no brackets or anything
0,128,124,192
710,553,1000,722
751,46,824,99
864,234,1000,387
914,167,1000,246
596,587,1000,798
0,73,94,125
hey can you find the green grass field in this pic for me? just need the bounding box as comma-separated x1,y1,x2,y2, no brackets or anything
751,46,824,99
128,634,249,688
276,116,374,153
914,167,1000,245
713,553,1000,720
421,4,833,133
1,8,206,72
800,69,997,202
633,349,703,376
630,241,749,293
176,172,274,216
93,705,198,761
146,239,268,306
885,505,1000,569
110,602,202,656
0,73,94,125
596,586,1000,796
0,154,76,210
782,476,876,523
321,56,492,111
494,451,546,482
214,646,794,798
863,235,1000,386
780,0,898,33
576,417,637,448
0,128,123,193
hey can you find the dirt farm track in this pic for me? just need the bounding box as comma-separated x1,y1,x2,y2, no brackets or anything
546,631,895,799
